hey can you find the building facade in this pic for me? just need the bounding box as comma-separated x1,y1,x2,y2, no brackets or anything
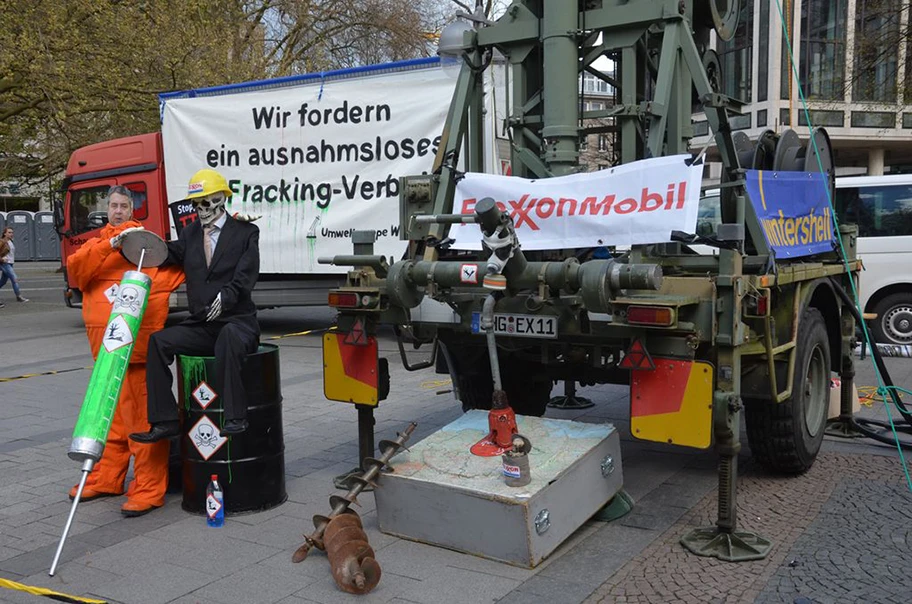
579,70,618,172
693,0,912,176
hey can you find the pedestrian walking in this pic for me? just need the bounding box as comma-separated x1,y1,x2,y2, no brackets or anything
0,226,28,304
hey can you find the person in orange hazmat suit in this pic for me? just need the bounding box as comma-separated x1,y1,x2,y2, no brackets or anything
67,185,185,516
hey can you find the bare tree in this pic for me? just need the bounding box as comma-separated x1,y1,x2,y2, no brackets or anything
0,0,442,185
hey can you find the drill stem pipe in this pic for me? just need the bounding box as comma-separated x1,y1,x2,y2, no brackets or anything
317,255,388,271
401,259,662,311
413,214,479,225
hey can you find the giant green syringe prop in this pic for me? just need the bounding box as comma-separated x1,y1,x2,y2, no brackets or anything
50,231,167,576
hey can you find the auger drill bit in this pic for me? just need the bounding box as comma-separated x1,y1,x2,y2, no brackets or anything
293,422,416,563
324,511,382,594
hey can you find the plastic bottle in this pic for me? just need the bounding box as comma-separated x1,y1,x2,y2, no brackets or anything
206,474,224,527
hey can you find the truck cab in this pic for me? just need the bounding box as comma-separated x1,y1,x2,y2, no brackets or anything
55,133,169,307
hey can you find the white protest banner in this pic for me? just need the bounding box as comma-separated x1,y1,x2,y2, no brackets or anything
451,155,704,250
161,62,455,274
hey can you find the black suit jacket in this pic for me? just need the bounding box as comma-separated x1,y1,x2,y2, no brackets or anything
166,215,260,333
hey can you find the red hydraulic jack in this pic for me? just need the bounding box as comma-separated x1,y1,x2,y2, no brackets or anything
470,291,529,457
470,389,520,456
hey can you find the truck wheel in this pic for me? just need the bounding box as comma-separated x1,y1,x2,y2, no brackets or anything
745,307,830,474
502,365,552,417
454,371,494,412
445,345,551,417
871,293,912,345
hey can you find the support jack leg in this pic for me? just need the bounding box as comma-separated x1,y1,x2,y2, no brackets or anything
593,489,634,522
826,350,862,439
680,526,771,561
825,415,864,438
334,405,376,491
548,381,594,410
681,443,771,562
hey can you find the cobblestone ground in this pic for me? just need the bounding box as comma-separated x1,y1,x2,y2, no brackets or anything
755,479,912,604
585,453,912,604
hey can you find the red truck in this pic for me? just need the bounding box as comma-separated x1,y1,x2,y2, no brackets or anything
53,58,462,307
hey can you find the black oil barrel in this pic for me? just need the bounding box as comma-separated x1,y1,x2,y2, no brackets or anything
177,343,286,515
166,436,182,494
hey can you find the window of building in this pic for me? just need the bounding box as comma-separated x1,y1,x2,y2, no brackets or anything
906,30,912,101
799,0,848,100
781,0,795,100
582,72,611,94
597,135,608,151
718,0,753,102
853,0,900,103
758,0,770,102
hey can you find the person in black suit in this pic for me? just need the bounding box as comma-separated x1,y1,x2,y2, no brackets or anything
130,169,259,442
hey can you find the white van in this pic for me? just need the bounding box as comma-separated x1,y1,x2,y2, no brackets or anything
835,174,912,345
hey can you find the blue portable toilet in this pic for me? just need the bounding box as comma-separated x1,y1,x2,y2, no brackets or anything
34,211,60,261
0,212,6,237
4,211,35,261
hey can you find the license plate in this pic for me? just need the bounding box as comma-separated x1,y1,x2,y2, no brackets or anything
472,313,558,339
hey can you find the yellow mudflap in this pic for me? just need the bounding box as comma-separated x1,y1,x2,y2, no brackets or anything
630,358,714,449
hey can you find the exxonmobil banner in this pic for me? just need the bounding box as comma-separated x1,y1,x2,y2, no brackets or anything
451,155,703,250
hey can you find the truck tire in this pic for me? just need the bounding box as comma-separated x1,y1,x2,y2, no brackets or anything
454,371,494,412
445,344,551,417
502,365,552,417
871,293,912,345
744,307,830,474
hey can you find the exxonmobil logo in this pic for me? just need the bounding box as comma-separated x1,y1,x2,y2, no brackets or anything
459,181,689,231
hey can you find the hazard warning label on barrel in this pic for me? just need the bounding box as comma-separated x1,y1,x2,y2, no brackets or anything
192,382,218,409
189,415,227,460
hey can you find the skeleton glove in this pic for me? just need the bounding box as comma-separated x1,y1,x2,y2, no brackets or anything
110,226,145,249
205,292,223,322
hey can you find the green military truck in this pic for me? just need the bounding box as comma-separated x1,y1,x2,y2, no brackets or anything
322,0,860,561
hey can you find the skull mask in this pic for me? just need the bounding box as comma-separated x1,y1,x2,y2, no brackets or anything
193,192,226,226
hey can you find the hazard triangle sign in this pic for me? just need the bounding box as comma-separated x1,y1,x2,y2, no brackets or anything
618,339,655,370
344,316,369,346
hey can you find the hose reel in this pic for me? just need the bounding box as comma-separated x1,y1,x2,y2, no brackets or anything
694,0,741,42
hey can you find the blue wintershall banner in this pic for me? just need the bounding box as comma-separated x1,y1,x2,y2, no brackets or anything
744,170,835,258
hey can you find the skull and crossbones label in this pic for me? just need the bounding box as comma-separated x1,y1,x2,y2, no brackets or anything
189,416,227,460
112,284,146,318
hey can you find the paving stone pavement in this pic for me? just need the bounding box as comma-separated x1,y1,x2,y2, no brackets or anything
585,453,912,604
1,263,911,604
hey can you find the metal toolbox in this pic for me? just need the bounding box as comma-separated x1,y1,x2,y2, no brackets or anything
375,410,623,567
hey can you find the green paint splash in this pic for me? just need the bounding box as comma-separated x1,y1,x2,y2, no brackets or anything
179,356,209,413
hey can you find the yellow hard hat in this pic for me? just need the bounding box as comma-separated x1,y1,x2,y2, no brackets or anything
185,169,232,200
